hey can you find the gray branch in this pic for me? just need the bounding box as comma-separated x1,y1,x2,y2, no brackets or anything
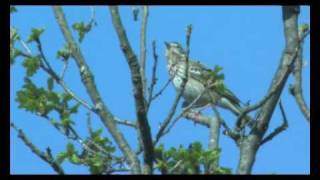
290,25,310,122
140,6,149,97
236,6,301,174
260,100,288,145
53,6,141,174
11,123,65,174
109,6,153,174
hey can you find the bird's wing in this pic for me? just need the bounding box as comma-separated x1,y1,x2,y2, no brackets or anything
187,60,241,107
187,60,212,84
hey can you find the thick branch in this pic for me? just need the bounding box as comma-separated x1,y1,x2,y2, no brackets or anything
236,6,301,174
53,6,141,174
11,123,65,174
109,6,153,174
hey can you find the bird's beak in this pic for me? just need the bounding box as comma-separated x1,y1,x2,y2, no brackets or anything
164,41,170,49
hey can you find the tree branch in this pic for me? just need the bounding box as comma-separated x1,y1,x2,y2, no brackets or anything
140,6,149,97
11,122,65,174
146,40,159,111
208,107,221,171
236,6,301,174
260,100,288,145
290,25,310,122
109,6,153,174
53,6,141,174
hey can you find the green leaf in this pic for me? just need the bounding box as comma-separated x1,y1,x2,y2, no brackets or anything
47,78,54,91
72,21,92,43
66,143,75,155
47,92,60,104
10,28,20,41
10,48,22,65
56,45,71,60
56,152,68,164
62,93,73,104
91,128,103,139
10,6,17,13
27,28,45,43
22,56,41,77
70,154,82,164
61,118,74,127
69,103,80,114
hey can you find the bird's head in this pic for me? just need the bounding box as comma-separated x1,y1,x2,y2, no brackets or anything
164,41,187,64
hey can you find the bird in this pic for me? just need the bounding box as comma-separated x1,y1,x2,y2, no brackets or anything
164,41,249,126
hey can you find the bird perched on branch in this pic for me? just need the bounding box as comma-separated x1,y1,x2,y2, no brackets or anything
165,41,250,126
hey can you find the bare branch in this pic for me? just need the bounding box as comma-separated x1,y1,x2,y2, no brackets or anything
160,88,207,140
235,85,278,129
114,117,137,128
60,59,69,79
10,123,65,174
146,40,159,111
183,110,211,127
260,100,288,145
290,25,310,122
140,6,149,97
151,76,173,101
236,6,301,174
86,111,94,136
109,6,153,174
53,6,141,174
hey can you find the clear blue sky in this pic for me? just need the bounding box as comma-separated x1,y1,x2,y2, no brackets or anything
10,6,310,174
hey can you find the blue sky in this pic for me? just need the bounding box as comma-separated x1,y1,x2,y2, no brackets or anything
10,6,310,174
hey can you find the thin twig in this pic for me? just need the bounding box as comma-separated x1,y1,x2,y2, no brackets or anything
151,76,173,101
11,122,65,174
60,60,69,79
161,88,207,139
114,117,137,128
146,40,159,111
22,36,96,113
260,100,288,145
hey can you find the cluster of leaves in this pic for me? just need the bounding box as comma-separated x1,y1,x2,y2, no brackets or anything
10,28,22,65
10,27,46,65
72,20,96,43
56,45,72,61
16,77,80,128
154,142,232,174
56,128,117,174
27,28,45,43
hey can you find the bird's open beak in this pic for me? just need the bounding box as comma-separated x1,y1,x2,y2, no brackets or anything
164,41,170,49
